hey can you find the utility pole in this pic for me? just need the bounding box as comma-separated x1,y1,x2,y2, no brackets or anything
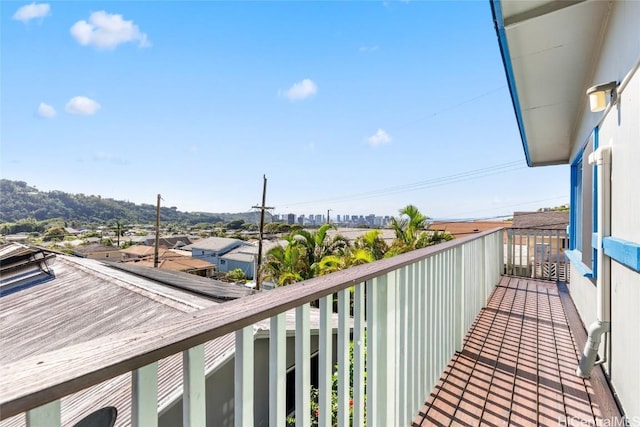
154,193,161,268
252,175,274,290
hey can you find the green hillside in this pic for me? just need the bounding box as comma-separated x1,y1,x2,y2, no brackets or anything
0,179,267,225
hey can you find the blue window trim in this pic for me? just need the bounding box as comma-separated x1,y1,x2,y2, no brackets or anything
592,127,599,278
565,250,594,278
603,237,640,273
568,129,598,278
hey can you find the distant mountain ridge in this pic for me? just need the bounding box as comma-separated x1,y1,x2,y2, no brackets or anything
0,179,268,225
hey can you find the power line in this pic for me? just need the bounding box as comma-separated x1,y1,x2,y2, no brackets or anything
281,160,526,208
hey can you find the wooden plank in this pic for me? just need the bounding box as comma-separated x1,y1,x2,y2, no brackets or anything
0,228,505,420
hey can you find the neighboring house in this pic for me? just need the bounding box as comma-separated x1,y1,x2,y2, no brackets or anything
493,0,640,419
120,245,167,261
0,243,338,427
218,240,283,279
72,243,121,261
182,237,249,268
506,211,570,280
2,233,30,243
123,254,216,278
123,235,194,249
429,220,511,238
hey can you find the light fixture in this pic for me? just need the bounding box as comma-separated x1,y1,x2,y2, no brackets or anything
586,81,618,113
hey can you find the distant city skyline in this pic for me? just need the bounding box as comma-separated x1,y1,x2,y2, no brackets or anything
2,2,568,220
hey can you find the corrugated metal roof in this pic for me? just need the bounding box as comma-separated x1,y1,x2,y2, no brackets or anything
182,237,248,252
0,247,341,427
108,262,253,301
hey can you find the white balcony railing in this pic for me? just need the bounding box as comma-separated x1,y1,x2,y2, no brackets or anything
0,228,504,427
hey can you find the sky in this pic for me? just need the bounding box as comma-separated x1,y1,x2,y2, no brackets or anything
1,0,569,220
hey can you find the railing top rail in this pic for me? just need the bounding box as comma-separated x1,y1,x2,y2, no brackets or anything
0,228,504,419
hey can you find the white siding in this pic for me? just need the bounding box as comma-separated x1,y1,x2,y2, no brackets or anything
569,2,640,418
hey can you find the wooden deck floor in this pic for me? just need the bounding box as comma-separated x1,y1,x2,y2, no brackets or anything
414,276,621,427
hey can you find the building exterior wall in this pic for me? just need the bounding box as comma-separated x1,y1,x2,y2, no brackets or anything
568,2,640,419
219,258,254,279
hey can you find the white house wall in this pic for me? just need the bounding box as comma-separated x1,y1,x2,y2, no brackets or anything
570,0,640,162
569,1,640,419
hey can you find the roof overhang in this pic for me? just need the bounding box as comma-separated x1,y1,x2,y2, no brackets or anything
491,0,612,166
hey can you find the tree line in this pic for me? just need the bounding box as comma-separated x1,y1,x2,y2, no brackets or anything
0,179,266,226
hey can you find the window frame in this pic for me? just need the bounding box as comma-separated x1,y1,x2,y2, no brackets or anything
566,128,598,279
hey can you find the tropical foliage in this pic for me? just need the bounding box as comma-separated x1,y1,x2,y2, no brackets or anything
260,205,453,286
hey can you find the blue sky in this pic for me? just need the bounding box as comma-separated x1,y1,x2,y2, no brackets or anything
1,1,568,220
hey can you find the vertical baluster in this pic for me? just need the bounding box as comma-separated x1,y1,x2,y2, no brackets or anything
318,295,332,427
455,245,464,351
295,303,310,427
132,362,158,427
406,264,416,419
353,282,365,427
397,266,408,425
269,313,286,427
337,289,350,427
183,345,206,427
366,273,396,427
235,327,254,427
26,400,60,427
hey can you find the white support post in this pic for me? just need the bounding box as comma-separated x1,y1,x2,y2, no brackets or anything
366,273,396,427
407,264,416,420
235,327,254,427
132,362,159,427
418,259,426,403
269,313,286,427
397,266,409,425
26,400,60,427
183,344,206,427
353,282,366,427
318,295,332,427
295,303,311,427
337,289,350,427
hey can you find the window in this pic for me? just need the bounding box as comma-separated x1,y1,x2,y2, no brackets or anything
569,130,596,276
220,259,226,265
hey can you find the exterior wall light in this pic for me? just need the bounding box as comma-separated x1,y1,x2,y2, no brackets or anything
586,81,618,112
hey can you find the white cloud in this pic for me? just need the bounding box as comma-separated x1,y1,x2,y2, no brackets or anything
70,11,150,49
284,78,317,101
36,102,56,119
367,129,392,147
65,96,101,115
12,3,50,23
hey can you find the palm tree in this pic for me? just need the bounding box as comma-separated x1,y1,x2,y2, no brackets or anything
259,237,307,286
113,220,123,247
353,229,388,260
317,247,375,276
291,224,350,277
387,204,453,255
